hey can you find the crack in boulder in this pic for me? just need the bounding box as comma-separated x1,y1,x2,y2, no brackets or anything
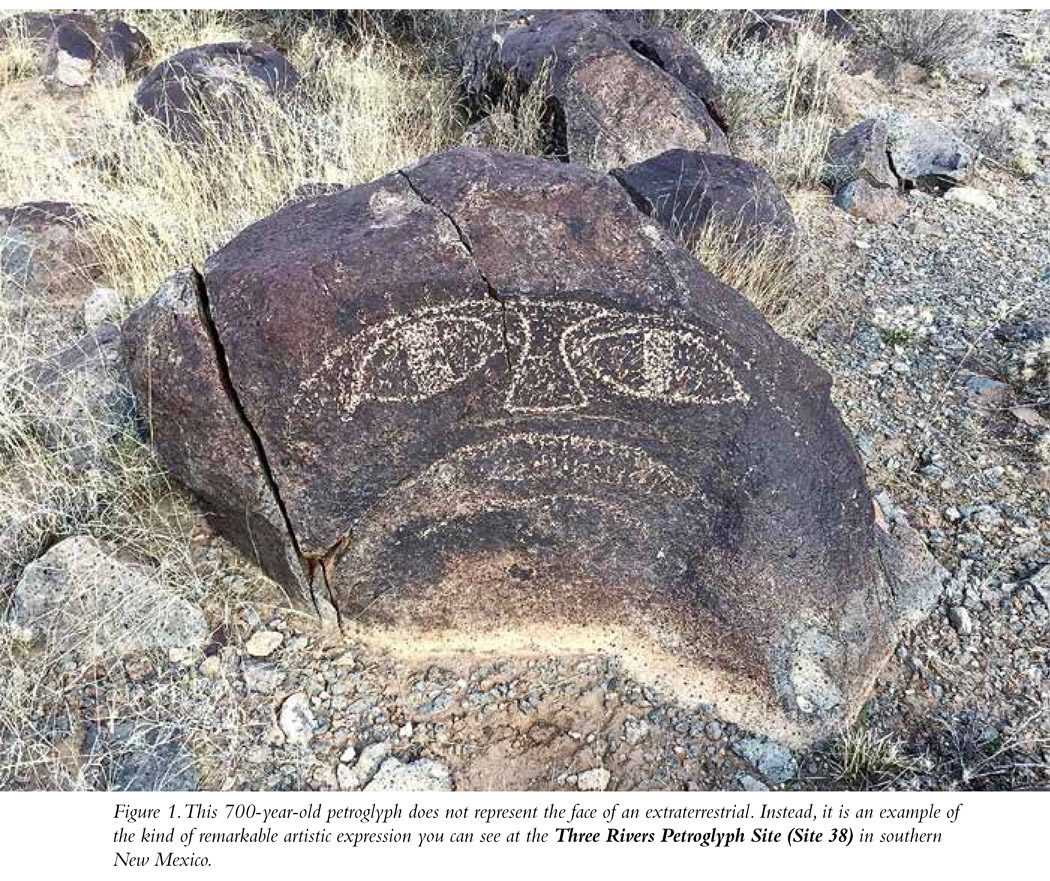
188,265,324,612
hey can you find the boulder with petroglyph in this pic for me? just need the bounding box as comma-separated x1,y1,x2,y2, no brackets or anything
121,147,942,745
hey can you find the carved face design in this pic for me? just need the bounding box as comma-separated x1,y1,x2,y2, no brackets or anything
301,298,749,421
293,295,753,569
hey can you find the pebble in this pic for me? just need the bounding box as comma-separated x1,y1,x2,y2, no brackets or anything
577,768,612,791
948,606,974,636
245,630,284,658
278,692,318,746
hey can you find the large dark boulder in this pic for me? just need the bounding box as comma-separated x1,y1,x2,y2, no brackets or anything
6,13,150,90
462,11,728,168
122,147,932,744
611,149,798,253
132,42,299,145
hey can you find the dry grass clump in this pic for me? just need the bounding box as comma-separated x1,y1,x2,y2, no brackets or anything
466,61,555,158
828,726,922,790
0,15,37,89
852,11,984,73
688,221,803,335
690,21,846,190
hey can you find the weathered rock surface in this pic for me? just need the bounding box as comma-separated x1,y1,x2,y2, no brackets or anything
96,20,152,85
611,149,798,252
0,201,106,317
10,535,206,663
885,113,974,189
835,179,908,224
123,146,939,745
364,757,454,792
120,269,310,599
824,119,898,190
132,42,299,145
462,11,728,168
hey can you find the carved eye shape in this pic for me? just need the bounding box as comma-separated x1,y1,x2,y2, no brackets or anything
570,321,745,405
354,314,503,406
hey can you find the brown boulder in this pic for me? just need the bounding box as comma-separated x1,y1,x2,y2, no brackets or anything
611,149,798,252
132,42,299,145
123,147,931,744
0,201,109,336
835,179,908,224
462,11,728,168
824,119,899,190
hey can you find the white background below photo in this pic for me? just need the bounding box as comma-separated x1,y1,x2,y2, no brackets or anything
1,790,1046,878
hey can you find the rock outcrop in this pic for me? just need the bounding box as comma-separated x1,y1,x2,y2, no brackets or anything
462,11,728,168
122,147,938,745
612,149,798,252
132,42,298,145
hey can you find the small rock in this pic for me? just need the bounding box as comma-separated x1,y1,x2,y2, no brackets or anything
278,692,318,746
339,744,357,764
737,773,769,792
338,741,390,791
577,768,612,791
943,186,997,211
10,536,206,663
835,179,907,224
948,605,973,636
732,737,797,785
364,757,454,792
623,718,650,745
199,655,223,679
242,661,285,695
244,630,284,658
824,119,898,190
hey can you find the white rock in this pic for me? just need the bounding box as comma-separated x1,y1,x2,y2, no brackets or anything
943,186,997,211
245,630,284,657
577,768,612,791
948,606,973,636
278,692,317,746
623,718,650,745
732,737,797,785
364,757,453,792
11,536,206,663
337,741,390,791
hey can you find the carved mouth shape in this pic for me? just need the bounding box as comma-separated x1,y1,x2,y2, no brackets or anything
415,432,696,502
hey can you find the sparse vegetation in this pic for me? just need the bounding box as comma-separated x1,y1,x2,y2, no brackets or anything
690,20,846,189
828,726,922,790
853,10,983,73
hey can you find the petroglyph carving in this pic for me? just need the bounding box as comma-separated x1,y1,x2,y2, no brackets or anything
424,433,696,499
295,298,749,419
